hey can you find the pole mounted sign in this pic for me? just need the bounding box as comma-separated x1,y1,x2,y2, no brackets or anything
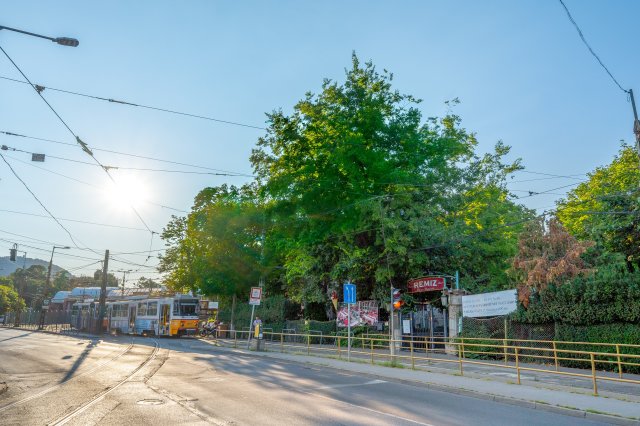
407,276,445,293
249,287,262,306
343,282,356,304
343,282,356,361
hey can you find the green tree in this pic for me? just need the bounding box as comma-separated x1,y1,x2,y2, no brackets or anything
135,277,161,290
0,285,25,314
251,55,529,306
557,145,640,271
159,184,267,298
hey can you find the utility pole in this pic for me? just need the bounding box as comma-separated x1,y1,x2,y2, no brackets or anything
630,89,640,170
378,198,395,358
96,250,109,334
39,245,69,329
118,269,132,295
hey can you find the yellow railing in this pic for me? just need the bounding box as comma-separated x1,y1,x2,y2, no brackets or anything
208,330,640,395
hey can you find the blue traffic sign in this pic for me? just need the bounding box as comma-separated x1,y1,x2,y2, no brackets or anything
343,282,356,304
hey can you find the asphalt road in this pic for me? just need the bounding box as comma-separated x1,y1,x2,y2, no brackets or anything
0,328,609,425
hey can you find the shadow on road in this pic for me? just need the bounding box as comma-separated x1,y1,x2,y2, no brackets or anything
59,339,99,383
0,331,34,343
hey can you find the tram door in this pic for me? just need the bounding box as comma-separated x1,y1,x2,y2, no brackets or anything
129,305,136,333
160,304,170,336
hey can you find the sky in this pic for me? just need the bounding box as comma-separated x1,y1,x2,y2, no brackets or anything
1,0,638,285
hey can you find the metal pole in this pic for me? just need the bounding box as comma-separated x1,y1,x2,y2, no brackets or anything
379,199,395,358
347,303,351,361
96,249,109,335
390,287,395,357
246,304,256,349
39,246,56,329
630,89,640,170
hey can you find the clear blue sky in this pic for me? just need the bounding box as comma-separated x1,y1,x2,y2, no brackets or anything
1,1,638,283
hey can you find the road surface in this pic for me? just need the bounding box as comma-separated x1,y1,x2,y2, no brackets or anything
0,327,608,425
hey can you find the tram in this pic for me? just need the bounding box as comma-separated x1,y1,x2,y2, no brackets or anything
99,294,200,337
70,301,97,331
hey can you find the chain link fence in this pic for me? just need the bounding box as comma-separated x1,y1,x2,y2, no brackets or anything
461,316,556,363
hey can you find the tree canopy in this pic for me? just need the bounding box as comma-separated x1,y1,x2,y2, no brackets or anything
160,55,531,315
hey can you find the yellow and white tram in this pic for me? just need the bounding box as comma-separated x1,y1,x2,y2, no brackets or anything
100,294,199,337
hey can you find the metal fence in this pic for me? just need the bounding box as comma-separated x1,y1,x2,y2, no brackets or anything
206,329,640,395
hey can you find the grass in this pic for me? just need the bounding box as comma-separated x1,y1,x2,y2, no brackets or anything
377,360,405,369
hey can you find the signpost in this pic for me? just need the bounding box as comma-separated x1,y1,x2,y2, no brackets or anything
343,282,356,360
247,286,263,349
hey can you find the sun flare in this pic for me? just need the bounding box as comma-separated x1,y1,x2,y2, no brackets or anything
104,173,150,212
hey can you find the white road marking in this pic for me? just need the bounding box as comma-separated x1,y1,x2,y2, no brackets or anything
312,379,387,390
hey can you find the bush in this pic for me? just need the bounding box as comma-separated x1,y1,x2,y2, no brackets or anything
512,268,640,325
555,323,640,373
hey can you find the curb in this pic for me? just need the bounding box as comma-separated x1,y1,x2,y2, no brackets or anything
199,339,640,426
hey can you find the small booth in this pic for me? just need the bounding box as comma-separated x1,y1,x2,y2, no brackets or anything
399,276,450,352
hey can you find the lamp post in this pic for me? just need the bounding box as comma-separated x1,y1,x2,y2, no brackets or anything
38,246,70,329
0,25,79,47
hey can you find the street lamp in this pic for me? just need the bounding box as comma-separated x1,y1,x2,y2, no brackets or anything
38,245,70,329
0,25,79,47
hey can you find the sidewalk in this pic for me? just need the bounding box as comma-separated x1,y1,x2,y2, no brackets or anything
197,338,640,426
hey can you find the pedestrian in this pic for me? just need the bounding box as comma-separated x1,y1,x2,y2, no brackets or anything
253,316,262,328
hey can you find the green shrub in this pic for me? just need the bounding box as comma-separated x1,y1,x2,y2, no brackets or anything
555,323,640,373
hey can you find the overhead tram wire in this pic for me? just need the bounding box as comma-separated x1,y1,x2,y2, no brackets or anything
0,151,84,249
3,153,189,214
0,45,155,258
0,207,152,232
0,74,267,131
0,130,256,178
557,0,630,94
1,143,249,177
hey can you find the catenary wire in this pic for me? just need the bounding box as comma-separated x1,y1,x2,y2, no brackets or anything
557,0,629,93
0,74,267,130
0,130,256,177
0,45,155,244
3,152,189,214
0,151,84,249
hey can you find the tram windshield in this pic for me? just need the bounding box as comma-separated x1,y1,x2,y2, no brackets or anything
174,299,199,316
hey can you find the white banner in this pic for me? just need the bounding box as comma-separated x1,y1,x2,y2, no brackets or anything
462,289,517,318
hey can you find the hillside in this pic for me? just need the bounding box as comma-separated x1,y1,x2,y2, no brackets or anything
0,256,65,277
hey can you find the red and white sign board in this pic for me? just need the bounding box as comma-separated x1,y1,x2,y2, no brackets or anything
249,287,262,305
407,277,445,293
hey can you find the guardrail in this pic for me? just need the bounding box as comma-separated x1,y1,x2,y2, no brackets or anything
208,330,640,395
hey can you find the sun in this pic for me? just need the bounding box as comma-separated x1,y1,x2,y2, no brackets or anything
104,173,151,212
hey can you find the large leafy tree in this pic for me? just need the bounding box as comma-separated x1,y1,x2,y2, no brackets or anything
250,55,529,306
557,145,640,271
159,184,267,298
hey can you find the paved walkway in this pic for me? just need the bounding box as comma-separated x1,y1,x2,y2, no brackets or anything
198,337,640,425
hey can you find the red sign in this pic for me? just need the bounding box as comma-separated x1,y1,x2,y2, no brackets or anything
407,277,445,293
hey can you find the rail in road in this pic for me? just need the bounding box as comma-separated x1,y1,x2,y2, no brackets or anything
0,340,134,413
48,339,160,426
0,330,163,425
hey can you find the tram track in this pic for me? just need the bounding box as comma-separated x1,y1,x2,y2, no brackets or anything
47,339,161,426
0,339,135,412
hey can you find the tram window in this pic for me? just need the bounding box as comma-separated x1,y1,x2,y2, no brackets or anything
115,304,125,317
138,303,147,316
147,302,158,316
180,303,197,315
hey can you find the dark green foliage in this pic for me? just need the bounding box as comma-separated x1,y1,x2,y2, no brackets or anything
512,266,640,325
303,302,328,321
556,323,640,373
217,295,296,326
